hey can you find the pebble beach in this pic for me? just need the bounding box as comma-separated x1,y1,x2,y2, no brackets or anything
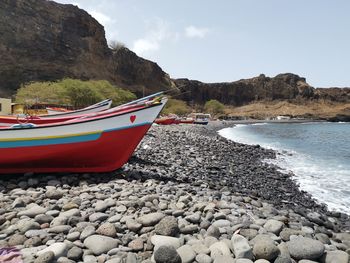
0,123,349,263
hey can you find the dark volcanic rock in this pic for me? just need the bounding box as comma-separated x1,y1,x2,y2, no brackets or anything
0,0,173,96
155,216,180,237
154,245,181,263
175,73,317,106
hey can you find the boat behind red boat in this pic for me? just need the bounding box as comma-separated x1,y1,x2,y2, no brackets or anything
154,116,177,125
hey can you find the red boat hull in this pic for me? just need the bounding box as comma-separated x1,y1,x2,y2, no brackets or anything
180,119,194,124
0,124,151,174
155,118,177,125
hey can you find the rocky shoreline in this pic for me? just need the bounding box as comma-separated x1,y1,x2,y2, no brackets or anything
0,123,349,263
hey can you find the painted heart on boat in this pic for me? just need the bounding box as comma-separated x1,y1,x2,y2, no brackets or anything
130,115,136,123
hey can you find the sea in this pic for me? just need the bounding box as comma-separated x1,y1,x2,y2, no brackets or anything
218,122,350,214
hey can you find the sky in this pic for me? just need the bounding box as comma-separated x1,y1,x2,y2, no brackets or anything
55,0,350,87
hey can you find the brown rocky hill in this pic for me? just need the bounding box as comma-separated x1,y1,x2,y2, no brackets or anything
0,0,174,97
174,74,350,106
0,0,349,109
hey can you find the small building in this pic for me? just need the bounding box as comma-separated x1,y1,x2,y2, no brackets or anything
0,98,12,115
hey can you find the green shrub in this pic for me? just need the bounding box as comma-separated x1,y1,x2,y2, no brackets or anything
204,99,225,115
15,79,136,108
162,98,191,116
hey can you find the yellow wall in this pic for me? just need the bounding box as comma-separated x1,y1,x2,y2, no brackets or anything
0,98,12,115
12,104,25,115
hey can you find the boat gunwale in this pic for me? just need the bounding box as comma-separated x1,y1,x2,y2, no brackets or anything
0,102,162,132
41,98,112,118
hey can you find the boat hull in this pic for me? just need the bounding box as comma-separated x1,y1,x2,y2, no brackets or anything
180,119,194,124
0,124,150,173
194,120,209,125
0,98,166,174
155,117,177,125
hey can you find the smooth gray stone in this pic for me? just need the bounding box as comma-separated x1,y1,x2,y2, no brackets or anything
25,229,48,238
34,214,54,224
235,259,253,263
254,259,269,263
59,208,81,218
17,220,40,233
321,250,349,263
154,245,181,263
126,219,142,232
84,235,120,255
287,237,325,260
192,242,210,254
80,225,95,241
67,246,83,261
137,212,165,226
34,251,55,263
50,216,68,227
207,225,220,238
48,225,71,234
45,190,63,199
126,252,137,263
94,200,109,212
89,212,108,222
96,222,117,237
196,253,212,263
18,205,47,217
155,216,179,236
177,245,196,263
231,234,254,260
185,212,201,224
151,235,181,250
67,231,81,241
37,242,68,259
213,255,235,263
108,214,122,223
263,219,284,235
209,241,231,257
212,219,231,228
128,238,144,251
252,235,279,261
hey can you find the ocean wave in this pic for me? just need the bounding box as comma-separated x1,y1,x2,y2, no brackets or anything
218,124,350,214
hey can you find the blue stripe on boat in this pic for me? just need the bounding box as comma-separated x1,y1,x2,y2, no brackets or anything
0,122,152,149
0,133,102,148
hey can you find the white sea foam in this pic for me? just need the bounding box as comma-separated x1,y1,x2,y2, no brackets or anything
251,122,268,126
218,124,350,214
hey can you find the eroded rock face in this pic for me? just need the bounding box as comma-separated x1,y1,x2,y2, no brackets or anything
0,0,173,96
0,0,110,95
175,73,319,106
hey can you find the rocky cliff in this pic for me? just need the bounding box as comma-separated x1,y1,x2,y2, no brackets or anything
0,0,173,97
174,74,350,106
0,0,348,108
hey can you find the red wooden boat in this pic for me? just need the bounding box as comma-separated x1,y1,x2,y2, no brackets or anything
0,94,161,126
179,118,194,124
154,116,177,125
43,99,112,117
0,96,167,174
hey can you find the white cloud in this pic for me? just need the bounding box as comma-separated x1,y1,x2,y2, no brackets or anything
132,18,177,56
90,11,113,27
185,25,209,38
133,39,159,54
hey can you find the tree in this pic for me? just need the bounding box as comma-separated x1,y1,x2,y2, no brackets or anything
15,79,136,108
16,82,68,105
162,98,191,116
204,99,225,115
